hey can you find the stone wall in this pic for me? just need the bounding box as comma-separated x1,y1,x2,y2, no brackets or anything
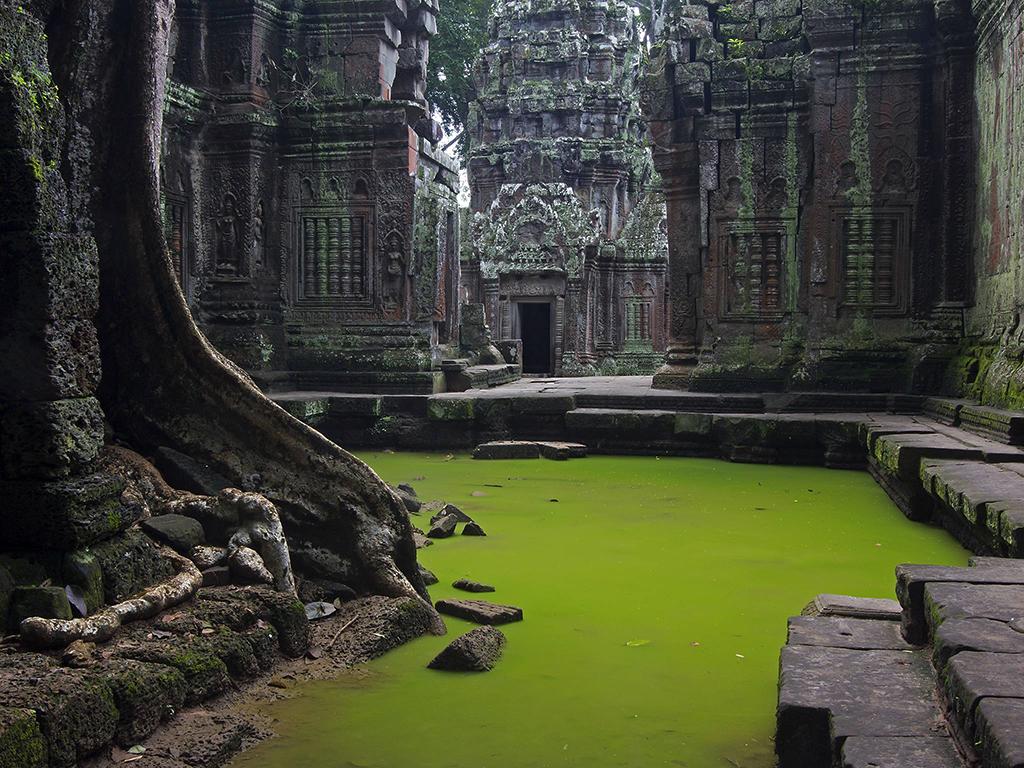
641,0,976,394
954,0,1024,408
162,0,461,394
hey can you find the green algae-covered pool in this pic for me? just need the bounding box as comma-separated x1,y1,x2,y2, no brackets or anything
232,453,968,768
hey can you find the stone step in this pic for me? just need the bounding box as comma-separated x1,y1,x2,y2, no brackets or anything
777,642,960,767
944,652,1024,766
959,404,1024,446
895,561,1024,644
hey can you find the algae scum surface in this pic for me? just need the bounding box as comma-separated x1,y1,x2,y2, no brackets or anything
233,454,968,768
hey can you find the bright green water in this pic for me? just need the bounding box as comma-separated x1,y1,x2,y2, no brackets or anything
233,454,968,768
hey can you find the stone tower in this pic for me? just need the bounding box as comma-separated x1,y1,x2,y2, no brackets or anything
162,0,461,394
461,0,668,376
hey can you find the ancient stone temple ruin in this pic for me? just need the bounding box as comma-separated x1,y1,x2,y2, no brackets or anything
641,0,977,393
161,0,461,393
460,0,669,376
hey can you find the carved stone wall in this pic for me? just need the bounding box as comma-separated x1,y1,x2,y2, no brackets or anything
162,0,460,394
462,0,668,375
952,0,1024,408
642,0,975,392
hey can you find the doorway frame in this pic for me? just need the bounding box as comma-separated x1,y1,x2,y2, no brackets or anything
512,297,555,375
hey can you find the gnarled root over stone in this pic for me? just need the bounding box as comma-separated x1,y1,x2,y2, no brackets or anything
19,547,202,649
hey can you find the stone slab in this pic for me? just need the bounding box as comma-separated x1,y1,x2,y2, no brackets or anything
975,697,1024,768
959,405,1024,446
435,598,523,625
840,736,963,768
896,563,1024,644
945,651,1024,740
777,645,945,767
874,432,982,481
810,593,903,620
536,441,587,459
472,441,540,460
925,582,1024,633
933,618,1024,668
787,616,913,650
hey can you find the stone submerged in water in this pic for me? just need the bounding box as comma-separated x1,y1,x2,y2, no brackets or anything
419,564,439,586
453,579,495,593
428,626,507,672
462,522,486,536
430,503,473,525
427,514,459,539
435,598,523,625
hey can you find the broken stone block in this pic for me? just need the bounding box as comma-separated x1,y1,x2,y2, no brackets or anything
803,593,902,621
435,598,523,625
462,522,487,536
393,484,421,514
427,514,458,539
140,513,205,554
452,579,495,593
10,586,73,625
428,626,506,672
537,441,587,460
786,617,912,651
974,698,1024,768
430,503,472,525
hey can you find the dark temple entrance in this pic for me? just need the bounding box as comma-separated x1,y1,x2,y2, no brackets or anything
517,302,552,375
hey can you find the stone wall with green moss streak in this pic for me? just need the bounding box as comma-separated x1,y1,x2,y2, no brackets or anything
958,0,1024,408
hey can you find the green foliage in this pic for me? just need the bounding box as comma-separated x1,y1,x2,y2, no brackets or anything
427,0,493,146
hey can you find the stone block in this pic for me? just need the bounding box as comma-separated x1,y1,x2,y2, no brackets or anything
873,432,980,481
427,397,475,421
0,473,132,551
925,582,1024,630
435,598,523,625
91,529,175,604
103,659,186,747
806,593,902,621
0,707,46,768
428,626,506,672
140,514,206,554
537,441,587,459
896,562,1024,644
777,645,946,767
472,440,540,460
787,616,912,650
674,412,713,437
9,586,73,625
326,396,383,416
944,651,1024,740
933,618,1024,668
839,736,962,768
959,404,1024,445
975,698,1024,768
62,551,104,616
0,397,103,480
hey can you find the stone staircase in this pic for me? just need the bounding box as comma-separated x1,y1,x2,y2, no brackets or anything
777,558,1024,767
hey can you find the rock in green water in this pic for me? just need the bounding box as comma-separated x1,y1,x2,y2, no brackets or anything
231,454,969,768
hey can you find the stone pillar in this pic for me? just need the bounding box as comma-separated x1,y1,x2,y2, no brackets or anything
640,9,713,388
0,8,128,553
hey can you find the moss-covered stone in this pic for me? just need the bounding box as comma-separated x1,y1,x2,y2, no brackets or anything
104,660,186,746
62,551,104,616
427,397,475,421
91,529,174,604
9,586,72,626
0,707,46,768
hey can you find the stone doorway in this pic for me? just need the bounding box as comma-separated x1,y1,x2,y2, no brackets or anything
516,301,553,374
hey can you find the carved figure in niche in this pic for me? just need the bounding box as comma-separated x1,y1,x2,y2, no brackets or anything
384,231,409,317
328,177,342,198
353,177,370,198
253,201,266,272
836,161,858,197
215,194,242,275
223,47,247,85
766,177,788,209
256,53,271,87
300,177,315,201
880,159,908,194
722,177,742,207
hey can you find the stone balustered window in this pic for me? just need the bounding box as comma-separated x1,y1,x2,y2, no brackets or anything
163,196,188,285
834,210,908,315
721,225,784,320
624,297,652,348
298,212,368,301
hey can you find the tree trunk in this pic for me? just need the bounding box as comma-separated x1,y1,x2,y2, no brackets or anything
37,0,431,609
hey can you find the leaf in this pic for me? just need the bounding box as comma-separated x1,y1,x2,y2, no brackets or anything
304,601,337,620
625,639,650,647
65,584,88,617
127,745,146,754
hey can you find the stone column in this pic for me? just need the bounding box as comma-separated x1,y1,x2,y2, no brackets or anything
640,9,712,389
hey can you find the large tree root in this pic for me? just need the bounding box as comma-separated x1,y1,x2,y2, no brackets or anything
19,548,202,650
36,0,436,625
